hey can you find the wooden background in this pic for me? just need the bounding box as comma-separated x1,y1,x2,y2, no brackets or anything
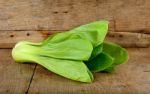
0,0,150,94
0,0,149,48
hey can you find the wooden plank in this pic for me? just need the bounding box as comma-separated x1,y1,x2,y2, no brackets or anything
96,0,150,34
112,0,150,34
0,31,149,48
96,0,115,32
27,48,150,94
0,31,46,48
115,19,150,34
0,0,97,30
0,49,36,94
106,32,150,47
0,0,149,33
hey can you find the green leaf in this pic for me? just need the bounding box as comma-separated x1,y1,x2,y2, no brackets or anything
70,21,109,47
35,57,93,83
89,44,103,60
12,41,93,83
12,36,93,61
85,41,129,73
102,41,129,72
103,41,129,65
85,52,114,72
101,65,115,73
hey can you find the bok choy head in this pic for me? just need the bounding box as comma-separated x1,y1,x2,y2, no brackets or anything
12,21,128,83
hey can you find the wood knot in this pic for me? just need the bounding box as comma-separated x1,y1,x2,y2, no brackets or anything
26,33,30,36
119,34,123,38
10,34,14,37
63,11,68,13
53,11,58,14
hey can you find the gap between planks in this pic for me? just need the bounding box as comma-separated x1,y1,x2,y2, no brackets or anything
25,64,37,94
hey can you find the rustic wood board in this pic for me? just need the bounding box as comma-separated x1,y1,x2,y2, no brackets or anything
26,48,150,94
0,0,150,33
0,48,149,94
106,32,150,47
0,49,36,94
0,0,98,31
0,0,150,93
0,31,149,48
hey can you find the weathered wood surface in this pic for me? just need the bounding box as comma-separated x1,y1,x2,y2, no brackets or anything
0,0,98,31
0,0,150,48
106,32,150,47
0,31,149,48
0,0,150,94
0,47,149,94
0,31,45,48
0,0,149,33
27,48,150,94
0,49,36,94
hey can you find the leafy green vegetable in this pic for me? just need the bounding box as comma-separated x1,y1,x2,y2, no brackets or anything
102,65,115,73
85,42,129,73
89,44,103,60
70,21,108,47
36,57,93,82
103,42,129,65
12,21,128,83
12,42,93,82
101,42,129,72
85,52,113,72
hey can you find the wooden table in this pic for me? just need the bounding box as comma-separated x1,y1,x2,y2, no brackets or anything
0,48,149,94
0,0,150,93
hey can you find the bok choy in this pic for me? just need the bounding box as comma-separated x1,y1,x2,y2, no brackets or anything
12,21,128,83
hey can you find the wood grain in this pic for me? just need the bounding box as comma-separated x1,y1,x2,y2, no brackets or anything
106,32,150,47
0,31,45,48
115,19,150,34
0,49,36,94
0,31,149,48
106,0,150,34
0,0,149,93
27,48,150,94
0,0,98,30
0,0,149,33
